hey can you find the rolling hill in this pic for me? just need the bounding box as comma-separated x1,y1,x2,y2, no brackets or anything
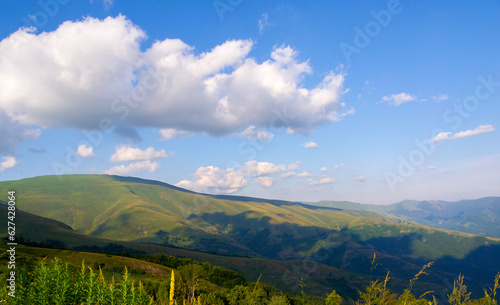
0,203,437,299
1,174,499,298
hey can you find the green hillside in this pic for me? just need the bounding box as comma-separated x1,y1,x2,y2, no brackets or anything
0,204,376,298
1,174,500,297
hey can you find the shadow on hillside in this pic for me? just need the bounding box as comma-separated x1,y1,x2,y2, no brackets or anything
192,211,500,298
194,211,352,260
195,212,430,278
360,233,416,257
355,233,500,299
432,243,500,298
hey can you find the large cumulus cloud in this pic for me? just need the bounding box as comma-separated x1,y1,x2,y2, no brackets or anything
0,15,349,147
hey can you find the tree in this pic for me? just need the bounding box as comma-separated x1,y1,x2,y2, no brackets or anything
326,290,343,305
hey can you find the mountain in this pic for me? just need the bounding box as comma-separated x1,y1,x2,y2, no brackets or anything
0,203,438,299
305,197,500,238
1,174,500,298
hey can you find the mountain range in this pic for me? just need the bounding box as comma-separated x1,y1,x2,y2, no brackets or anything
0,174,499,299
304,197,500,238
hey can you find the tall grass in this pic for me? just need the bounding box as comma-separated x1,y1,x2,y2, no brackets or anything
0,256,498,305
0,259,153,305
356,255,500,305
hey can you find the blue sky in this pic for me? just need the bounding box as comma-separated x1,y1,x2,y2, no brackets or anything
1,0,499,204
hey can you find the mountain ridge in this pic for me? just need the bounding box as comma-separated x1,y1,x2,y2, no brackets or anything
1,174,499,298
304,196,500,238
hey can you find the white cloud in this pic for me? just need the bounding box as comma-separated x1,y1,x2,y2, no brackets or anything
24,128,41,138
90,0,115,9
175,166,247,194
0,16,144,129
243,161,287,176
76,144,95,158
450,124,495,139
431,125,495,142
287,162,300,171
110,145,169,162
258,13,272,34
255,176,276,188
105,160,160,175
320,167,328,171
240,126,274,141
281,172,296,178
103,0,114,9
375,176,384,181
159,128,194,141
302,141,318,148
418,166,437,171
334,163,344,169
431,132,452,142
297,171,312,177
0,16,348,137
362,80,375,94
308,177,337,186
355,176,366,183
432,94,448,101
0,156,18,172
381,92,416,106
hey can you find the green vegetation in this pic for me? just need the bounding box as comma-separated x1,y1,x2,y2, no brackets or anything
1,175,500,298
0,207,371,298
1,258,154,304
0,253,498,304
1,175,497,261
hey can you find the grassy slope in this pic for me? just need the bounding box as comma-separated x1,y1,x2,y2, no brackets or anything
0,193,441,298
0,204,369,297
2,245,174,280
1,175,494,259
1,174,499,297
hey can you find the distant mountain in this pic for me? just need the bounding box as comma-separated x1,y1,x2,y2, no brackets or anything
305,197,500,238
1,174,500,297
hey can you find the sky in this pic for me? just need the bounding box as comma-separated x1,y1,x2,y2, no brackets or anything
0,0,499,204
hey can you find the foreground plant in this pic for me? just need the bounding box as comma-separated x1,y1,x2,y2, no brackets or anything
0,255,499,305
0,259,154,305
